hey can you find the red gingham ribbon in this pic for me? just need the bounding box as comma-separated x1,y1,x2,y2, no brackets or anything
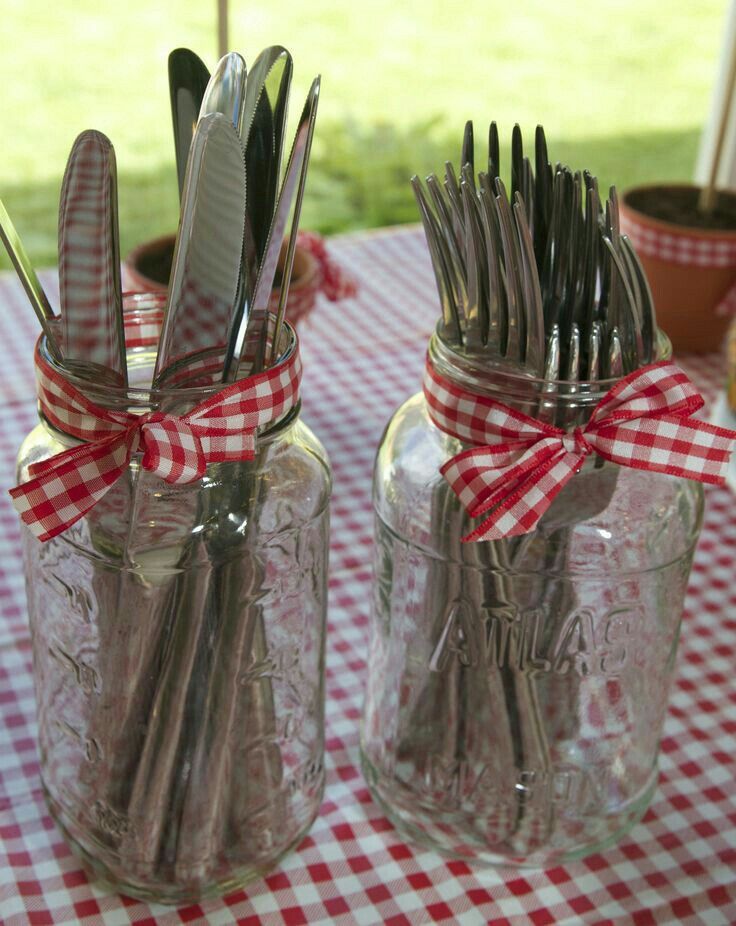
622,212,736,269
621,211,736,317
423,357,736,542
298,231,358,303
10,339,301,542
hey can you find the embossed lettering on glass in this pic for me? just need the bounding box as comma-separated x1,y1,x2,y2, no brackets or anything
17,296,332,903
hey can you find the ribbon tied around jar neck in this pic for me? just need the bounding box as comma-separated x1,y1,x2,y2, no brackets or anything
423,357,736,543
10,338,302,542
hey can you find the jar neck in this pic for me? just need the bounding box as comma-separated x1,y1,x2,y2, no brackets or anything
38,397,301,454
427,327,672,428
36,297,301,449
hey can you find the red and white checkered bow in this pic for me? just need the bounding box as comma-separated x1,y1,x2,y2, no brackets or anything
11,340,301,542
423,357,736,542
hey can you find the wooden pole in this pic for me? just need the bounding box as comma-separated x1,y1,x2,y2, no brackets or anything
699,35,736,214
217,0,228,58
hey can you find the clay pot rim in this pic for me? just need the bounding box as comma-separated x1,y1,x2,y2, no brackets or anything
124,232,321,293
621,182,736,241
125,232,177,268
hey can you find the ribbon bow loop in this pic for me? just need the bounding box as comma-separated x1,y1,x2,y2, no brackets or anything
424,357,736,543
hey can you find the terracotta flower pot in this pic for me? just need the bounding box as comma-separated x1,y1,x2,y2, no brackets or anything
123,233,322,327
620,184,736,354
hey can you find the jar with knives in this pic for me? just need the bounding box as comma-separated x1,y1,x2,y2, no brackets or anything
7,47,331,903
361,123,736,865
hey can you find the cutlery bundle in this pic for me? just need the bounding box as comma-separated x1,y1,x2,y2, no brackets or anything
396,122,668,855
412,121,658,392
4,46,327,902
358,118,732,869
1,46,320,390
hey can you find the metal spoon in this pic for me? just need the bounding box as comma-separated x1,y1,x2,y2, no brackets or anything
0,197,62,360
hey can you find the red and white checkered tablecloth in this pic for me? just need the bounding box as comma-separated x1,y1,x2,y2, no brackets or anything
1,225,735,925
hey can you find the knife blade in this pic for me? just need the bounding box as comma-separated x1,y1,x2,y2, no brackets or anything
222,75,319,379
239,47,293,284
58,130,126,385
266,75,321,368
153,112,246,387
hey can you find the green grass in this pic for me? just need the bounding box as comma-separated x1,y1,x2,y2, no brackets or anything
0,0,725,268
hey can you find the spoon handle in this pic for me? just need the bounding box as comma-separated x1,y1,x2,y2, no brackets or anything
0,196,62,360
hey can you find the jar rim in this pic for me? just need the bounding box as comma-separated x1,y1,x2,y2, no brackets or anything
429,323,672,402
38,292,298,410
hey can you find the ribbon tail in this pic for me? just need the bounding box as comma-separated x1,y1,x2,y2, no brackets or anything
10,430,137,541
462,449,584,542
587,415,736,485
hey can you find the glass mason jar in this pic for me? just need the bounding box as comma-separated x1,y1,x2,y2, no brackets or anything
17,296,332,903
362,328,704,866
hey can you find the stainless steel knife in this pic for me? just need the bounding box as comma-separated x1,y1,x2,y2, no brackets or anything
153,112,246,387
222,75,319,380
58,130,126,385
240,46,293,263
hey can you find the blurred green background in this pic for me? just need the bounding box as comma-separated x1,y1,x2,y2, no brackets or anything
0,0,726,268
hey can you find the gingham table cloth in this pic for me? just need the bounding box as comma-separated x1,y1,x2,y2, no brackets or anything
0,226,735,925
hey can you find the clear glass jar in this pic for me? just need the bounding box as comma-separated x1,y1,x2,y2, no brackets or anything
17,297,332,903
361,329,704,866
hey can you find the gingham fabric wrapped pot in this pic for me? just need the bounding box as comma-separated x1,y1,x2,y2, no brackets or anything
361,324,736,866
12,294,332,903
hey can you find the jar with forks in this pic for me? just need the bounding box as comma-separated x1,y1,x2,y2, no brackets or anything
362,328,704,865
360,124,714,865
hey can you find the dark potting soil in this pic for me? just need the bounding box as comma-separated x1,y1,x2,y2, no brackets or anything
625,186,736,231
136,239,174,285
134,238,285,287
